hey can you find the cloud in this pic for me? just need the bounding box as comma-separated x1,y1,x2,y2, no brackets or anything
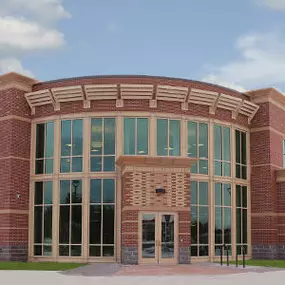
0,0,69,76
203,32,285,91
0,17,65,52
257,0,285,11
0,0,70,24
0,58,34,77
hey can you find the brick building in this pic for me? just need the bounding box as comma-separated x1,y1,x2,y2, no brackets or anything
0,72,284,263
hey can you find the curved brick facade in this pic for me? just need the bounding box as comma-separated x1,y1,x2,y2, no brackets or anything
0,72,284,262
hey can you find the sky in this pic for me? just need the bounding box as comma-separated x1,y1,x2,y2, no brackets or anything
1,0,285,92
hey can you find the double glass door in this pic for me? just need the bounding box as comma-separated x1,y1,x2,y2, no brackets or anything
139,212,178,264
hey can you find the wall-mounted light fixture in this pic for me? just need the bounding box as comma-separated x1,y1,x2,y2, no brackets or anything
156,188,166,194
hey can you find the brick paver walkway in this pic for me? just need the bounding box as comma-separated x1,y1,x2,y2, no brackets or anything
63,262,282,277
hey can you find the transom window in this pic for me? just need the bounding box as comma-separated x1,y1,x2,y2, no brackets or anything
236,185,248,255
214,125,231,177
90,118,115,172
59,180,82,257
124,118,148,155
61,120,83,173
34,181,53,256
215,183,232,255
35,122,54,174
89,179,115,257
188,122,208,174
190,181,209,257
157,119,180,156
235,130,247,179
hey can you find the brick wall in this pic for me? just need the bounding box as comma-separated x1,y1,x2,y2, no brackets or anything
250,88,285,259
0,83,32,261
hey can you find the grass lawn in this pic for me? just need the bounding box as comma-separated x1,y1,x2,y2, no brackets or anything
0,262,86,271
231,260,285,268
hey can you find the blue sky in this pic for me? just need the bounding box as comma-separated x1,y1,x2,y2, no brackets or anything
1,0,285,92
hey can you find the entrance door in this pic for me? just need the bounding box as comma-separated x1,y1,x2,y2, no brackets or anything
139,212,178,264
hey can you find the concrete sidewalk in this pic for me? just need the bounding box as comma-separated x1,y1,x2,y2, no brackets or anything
1,269,285,285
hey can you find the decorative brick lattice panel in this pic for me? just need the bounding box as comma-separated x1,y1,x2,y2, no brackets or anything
123,171,190,208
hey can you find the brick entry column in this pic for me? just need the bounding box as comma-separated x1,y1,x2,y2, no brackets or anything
117,156,194,265
0,73,35,260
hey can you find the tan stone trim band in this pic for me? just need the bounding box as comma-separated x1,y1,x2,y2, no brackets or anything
0,209,29,214
251,212,285,217
0,227,28,230
0,156,30,161
122,206,190,212
0,115,31,123
251,163,282,169
251,126,285,137
121,232,138,235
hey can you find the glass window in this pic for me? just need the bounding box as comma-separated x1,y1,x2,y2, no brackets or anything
214,183,232,256
91,118,115,172
60,120,83,173
35,122,54,174
190,181,209,257
89,179,115,257
236,130,247,179
236,185,248,255
59,180,82,256
157,119,180,156
214,125,231,177
188,122,208,174
34,181,53,256
124,118,148,155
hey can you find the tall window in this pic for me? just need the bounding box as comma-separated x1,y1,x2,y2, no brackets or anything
34,181,53,256
90,118,115,172
188,122,208,174
191,181,209,257
236,185,248,255
214,125,231,177
236,130,247,179
35,122,54,174
61,120,83,173
124,118,148,155
89,179,115,257
157,119,180,156
59,180,82,256
215,183,232,255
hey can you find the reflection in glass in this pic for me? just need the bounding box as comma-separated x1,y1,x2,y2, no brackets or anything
142,214,156,258
137,118,148,155
90,118,115,172
124,118,135,155
169,120,180,156
157,119,168,156
161,215,174,258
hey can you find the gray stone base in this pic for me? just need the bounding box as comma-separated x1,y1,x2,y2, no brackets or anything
0,245,28,261
252,245,285,259
179,247,190,264
121,246,138,264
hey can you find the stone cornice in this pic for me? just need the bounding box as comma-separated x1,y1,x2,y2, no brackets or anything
0,72,38,92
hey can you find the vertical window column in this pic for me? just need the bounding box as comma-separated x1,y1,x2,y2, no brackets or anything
235,130,247,179
90,118,115,172
157,119,180,156
34,181,53,256
236,185,248,255
214,183,232,255
124,118,148,155
190,181,209,257
214,125,231,177
35,122,54,174
188,122,208,174
89,179,115,257
61,120,83,173
59,180,82,256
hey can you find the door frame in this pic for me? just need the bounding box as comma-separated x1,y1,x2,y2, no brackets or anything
138,211,179,264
